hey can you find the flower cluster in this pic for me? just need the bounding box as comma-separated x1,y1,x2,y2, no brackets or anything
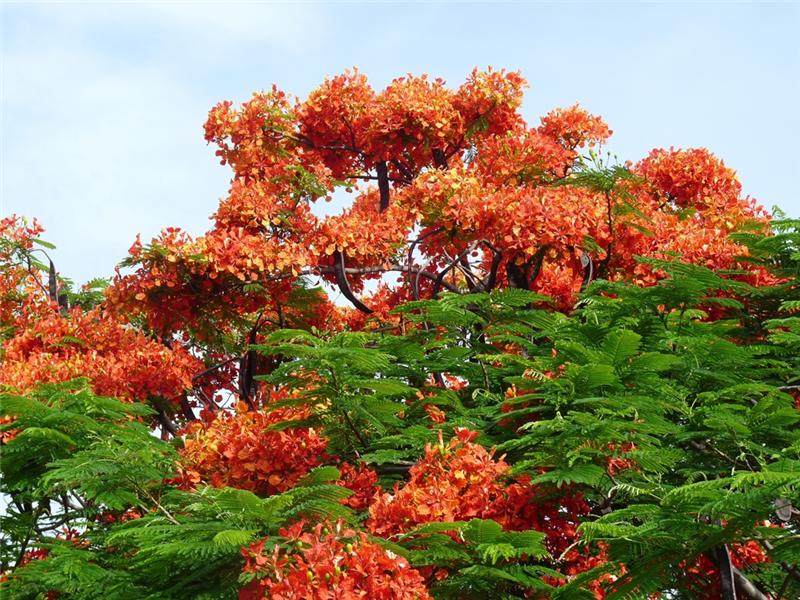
367,428,532,536
0,306,199,405
365,429,610,592
0,216,52,330
239,520,432,599
335,462,380,511
680,541,770,598
179,400,328,496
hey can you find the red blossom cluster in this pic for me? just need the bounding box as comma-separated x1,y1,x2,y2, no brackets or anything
335,462,379,511
0,216,53,329
606,442,637,477
365,429,609,593
636,147,747,213
0,306,199,405
367,428,532,536
0,218,201,412
239,520,432,600
179,400,328,496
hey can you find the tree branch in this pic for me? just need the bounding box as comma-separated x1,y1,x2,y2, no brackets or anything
732,566,769,600
713,545,737,600
479,241,503,292
433,245,476,295
759,539,800,585
179,395,197,421
376,161,390,212
406,227,444,300
239,314,264,409
192,356,239,383
432,148,448,169
507,258,529,290
580,252,594,292
155,408,178,437
332,250,373,314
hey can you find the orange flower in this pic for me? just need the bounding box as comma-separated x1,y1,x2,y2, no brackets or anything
240,520,432,599
180,397,328,496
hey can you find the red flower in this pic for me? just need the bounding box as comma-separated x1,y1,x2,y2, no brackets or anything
180,396,328,496
240,520,432,599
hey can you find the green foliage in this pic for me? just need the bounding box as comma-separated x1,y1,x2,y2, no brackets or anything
393,519,551,599
0,383,355,599
3,221,800,598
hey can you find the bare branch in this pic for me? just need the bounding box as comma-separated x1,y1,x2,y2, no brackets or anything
155,409,178,437
732,566,769,600
376,161,390,212
579,252,594,292
192,356,239,382
433,244,477,295
332,250,373,314
713,545,737,600
478,240,502,292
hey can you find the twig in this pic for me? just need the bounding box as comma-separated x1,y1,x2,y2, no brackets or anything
141,489,179,526
192,356,239,382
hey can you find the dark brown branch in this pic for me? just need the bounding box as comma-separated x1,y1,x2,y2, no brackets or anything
332,250,373,314
24,259,51,298
689,439,750,470
192,385,219,413
342,409,368,450
373,462,414,476
506,246,551,291
528,245,549,285
457,253,480,292
356,265,459,291
313,263,460,294
507,258,529,290
179,395,197,421
479,241,503,292
376,161,390,212
759,539,800,585
342,173,404,183
390,158,414,183
597,190,615,279
13,503,46,571
713,545,737,600
156,409,178,437
776,572,792,600
192,356,239,382
57,293,69,312
406,227,445,300
265,126,364,156
444,136,466,163
432,148,448,169
238,321,261,409
433,245,476,296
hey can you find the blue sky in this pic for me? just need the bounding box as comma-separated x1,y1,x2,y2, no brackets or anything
2,1,799,286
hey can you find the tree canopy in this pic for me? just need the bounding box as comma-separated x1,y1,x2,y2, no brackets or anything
1,68,798,600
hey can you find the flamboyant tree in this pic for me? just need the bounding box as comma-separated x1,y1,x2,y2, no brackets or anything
107,68,769,336
1,69,798,600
